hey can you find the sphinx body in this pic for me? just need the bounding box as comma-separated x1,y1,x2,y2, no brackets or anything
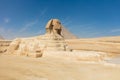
6,19,69,57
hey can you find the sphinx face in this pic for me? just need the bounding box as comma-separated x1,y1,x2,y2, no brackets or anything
52,19,62,35
45,19,62,36
52,19,62,29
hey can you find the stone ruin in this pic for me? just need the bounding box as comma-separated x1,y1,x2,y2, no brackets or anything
0,40,12,53
2,19,107,61
6,19,70,57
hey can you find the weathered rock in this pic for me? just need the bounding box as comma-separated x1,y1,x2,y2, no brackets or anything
43,19,69,51
6,37,45,57
6,19,69,57
0,40,11,53
46,19,62,36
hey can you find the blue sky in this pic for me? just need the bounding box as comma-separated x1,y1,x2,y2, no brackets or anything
0,0,120,39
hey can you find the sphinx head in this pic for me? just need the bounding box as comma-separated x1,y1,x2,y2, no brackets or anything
45,19,62,35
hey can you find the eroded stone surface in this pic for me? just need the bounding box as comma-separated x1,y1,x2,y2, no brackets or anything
6,19,69,57
0,40,11,53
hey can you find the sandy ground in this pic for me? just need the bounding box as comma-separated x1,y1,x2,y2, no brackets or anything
1,36,120,80
0,53,120,80
66,36,120,54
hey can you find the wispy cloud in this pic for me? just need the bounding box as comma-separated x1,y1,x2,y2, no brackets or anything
19,9,47,33
111,28,120,33
62,17,72,26
0,9,48,40
34,29,45,35
38,8,47,17
0,26,13,39
4,18,10,23
15,9,48,39
19,20,38,32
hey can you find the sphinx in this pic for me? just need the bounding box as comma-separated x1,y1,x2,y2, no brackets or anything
6,19,70,57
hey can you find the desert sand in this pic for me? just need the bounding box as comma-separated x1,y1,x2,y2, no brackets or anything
0,53,120,80
0,19,120,80
66,36,120,55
